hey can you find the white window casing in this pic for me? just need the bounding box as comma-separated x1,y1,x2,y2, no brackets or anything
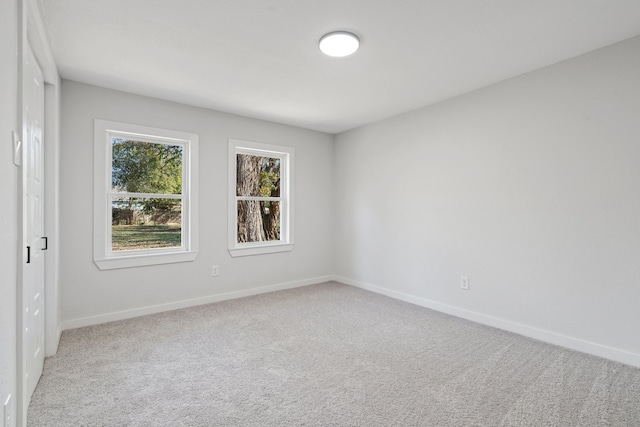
228,138,294,257
93,119,199,270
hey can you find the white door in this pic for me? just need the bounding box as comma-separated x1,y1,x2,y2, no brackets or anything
22,43,46,407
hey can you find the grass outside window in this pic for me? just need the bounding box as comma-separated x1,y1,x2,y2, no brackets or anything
111,225,181,251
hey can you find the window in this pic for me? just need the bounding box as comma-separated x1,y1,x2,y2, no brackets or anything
228,139,294,257
93,120,199,269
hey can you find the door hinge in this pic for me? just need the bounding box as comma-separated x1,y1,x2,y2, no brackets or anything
42,236,48,250
26,246,31,264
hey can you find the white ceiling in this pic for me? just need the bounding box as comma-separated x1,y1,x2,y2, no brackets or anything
37,0,640,134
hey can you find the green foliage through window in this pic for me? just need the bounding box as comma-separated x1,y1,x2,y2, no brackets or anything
110,139,184,250
112,139,182,194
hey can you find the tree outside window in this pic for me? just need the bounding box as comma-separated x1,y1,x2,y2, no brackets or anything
229,139,294,257
93,119,198,270
236,154,281,243
111,139,183,251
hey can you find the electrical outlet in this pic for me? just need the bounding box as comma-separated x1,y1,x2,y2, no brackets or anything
212,265,219,277
460,276,469,290
4,394,12,427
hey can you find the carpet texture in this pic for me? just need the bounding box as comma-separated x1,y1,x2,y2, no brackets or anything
28,282,640,426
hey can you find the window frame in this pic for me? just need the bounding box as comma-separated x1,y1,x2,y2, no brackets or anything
93,119,199,270
228,139,295,257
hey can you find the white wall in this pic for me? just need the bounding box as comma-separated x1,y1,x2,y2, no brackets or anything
60,81,334,327
55,34,640,368
334,36,640,366
0,0,19,420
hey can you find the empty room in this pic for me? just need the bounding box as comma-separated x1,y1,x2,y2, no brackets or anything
2,0,640,425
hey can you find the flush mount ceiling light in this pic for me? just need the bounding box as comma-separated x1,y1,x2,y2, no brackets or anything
319,31,360,57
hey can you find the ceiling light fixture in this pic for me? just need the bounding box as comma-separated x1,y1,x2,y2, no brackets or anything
319,31,360,57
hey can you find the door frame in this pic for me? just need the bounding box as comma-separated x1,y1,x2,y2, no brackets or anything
16,0,60,424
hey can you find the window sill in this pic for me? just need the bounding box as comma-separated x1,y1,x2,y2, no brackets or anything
228,243,294,258
94,251,198,270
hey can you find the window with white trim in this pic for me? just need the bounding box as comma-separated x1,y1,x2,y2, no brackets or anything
228,139,294,257
93,119,199,270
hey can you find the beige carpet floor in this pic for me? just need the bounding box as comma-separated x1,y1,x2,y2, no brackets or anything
28,282,640,426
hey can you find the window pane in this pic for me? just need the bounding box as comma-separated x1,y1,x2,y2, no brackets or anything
237,200,280,243
112,138,183,194
112,197,182,251
236,154,280,197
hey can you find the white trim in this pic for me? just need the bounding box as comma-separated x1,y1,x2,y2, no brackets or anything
16,2,63,426
95,251,199,270
229,243,294,257
43,83,60,357
26,0,57,83
61,275,334,330
335,276,640,369
26,0,63,358
93,119,199,270
18,3,64,425
228,139,295,257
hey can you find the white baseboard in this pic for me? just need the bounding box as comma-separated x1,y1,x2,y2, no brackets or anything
61,274,640,368
62,275,334,331
335,276,640,369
